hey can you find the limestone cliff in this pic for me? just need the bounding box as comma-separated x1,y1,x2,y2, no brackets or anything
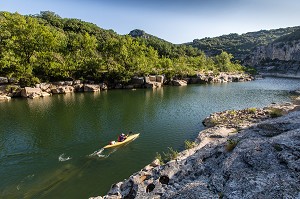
245,40,300,77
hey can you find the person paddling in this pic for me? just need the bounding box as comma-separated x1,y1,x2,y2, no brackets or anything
118,133,127,142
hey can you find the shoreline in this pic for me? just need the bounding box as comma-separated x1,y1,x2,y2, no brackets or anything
0,72,252,102
92,100,300,199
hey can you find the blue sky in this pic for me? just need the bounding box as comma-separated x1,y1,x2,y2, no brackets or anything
1,0,300,43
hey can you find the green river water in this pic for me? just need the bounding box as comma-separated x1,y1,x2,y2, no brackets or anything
1,77,300,198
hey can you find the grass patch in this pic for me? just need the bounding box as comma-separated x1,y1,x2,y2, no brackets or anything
226,139,239,152
184,140,197,149
269,108,283,118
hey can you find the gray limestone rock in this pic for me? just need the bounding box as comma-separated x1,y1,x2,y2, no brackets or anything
99,105,300,199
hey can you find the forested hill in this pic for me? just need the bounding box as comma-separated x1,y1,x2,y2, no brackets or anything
129,29,201,58
186,26,300,61
0,11,245,86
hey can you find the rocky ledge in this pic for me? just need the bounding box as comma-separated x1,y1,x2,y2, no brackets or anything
0,72,252,101
92,102,300,199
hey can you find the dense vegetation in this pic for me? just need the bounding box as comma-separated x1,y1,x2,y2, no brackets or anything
0,11,245,86
187,27,300,61
129,29,202,58
273,28,300,43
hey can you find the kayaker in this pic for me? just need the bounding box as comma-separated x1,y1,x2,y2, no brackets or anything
118,133,126,142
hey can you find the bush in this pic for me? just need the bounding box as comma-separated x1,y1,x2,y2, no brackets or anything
184,140,196,149
226,139,238,152
228,110,237,115
155,152,163,164
269,108,283,118
247,107,257,114
155,147,179,164
163,147,178,162
19,75,40,87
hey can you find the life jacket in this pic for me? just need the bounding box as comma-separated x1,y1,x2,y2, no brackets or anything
118,135,124,142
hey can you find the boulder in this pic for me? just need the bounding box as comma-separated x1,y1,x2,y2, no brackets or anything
21,87,42,98
41,92,51,97
73,80,82,85
100,83,108,90
0,77,8,84
84,84,100,92
64,81,73,86
52,81,65,86
144,76,150,83
0,95,11,101
145,82,162,88
171,80,187,86
51,86,74,94
131,77,145,85
74,84,84,92
28,93,41,99
156,75,164,83
149,75,156,82
36,83,51,91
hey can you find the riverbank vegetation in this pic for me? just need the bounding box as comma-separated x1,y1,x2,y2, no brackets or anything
0,11,247,86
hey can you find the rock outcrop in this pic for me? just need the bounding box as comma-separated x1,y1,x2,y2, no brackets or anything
84,84,100,92
170,80,187,86
94,103,300,199
245,39,300,77
21,87,43,98
51,85,74,94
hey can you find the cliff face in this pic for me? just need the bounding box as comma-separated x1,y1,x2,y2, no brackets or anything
92,103,300,199
247,40,300,65
245,40,300,77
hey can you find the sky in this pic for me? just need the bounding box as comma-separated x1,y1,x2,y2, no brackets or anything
1,0,300,44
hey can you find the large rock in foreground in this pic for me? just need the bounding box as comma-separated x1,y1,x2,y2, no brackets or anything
96,105,300,199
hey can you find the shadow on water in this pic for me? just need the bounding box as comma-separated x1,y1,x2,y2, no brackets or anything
16,160,93,198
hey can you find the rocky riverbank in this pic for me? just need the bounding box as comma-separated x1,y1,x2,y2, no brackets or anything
0,73,252,101
92,101,300,199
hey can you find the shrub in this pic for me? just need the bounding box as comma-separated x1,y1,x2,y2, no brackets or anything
19,75,40,87
226,139,239,152
247,107,257,114
155,152,163,164
184,140,196,149
163,147,179,162
228,110,237,115
269,108,283,118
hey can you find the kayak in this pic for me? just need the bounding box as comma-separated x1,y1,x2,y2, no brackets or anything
103,133,140,149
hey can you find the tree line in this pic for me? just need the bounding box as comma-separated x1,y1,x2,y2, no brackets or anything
0,11,246,86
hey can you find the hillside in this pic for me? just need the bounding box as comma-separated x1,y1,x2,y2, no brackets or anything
186,27,300,61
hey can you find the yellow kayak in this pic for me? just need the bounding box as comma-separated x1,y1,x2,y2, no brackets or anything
103,133,140,149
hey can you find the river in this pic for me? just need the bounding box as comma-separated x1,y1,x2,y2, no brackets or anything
1,77,300,198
